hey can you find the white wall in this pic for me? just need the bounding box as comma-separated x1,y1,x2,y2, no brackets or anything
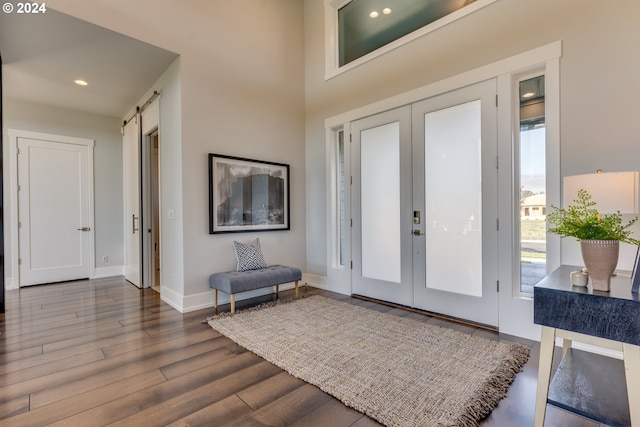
304,0,640,278
2,99,124,284
46,0,307,311
124,58,186,309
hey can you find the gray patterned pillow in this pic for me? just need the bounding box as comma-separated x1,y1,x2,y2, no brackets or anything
233,238,268,271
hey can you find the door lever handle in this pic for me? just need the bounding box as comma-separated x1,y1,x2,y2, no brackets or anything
412,229,424,236
132,215,139,234
77,227,91,231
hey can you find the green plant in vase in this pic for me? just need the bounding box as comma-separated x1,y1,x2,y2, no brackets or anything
547,189,640,291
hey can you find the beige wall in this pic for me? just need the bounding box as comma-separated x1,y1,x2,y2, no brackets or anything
304,0,640,276
47,0,306,310
33,0,639,311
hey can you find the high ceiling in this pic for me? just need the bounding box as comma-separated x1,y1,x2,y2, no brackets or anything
0,8,178,118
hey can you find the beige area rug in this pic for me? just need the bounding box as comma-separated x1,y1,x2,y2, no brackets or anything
207,295,529,427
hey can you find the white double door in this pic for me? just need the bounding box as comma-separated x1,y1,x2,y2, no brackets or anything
351,80,499,326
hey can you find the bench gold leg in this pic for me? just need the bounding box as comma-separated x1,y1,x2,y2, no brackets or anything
295,280,299,297
230,294,236,314
276,285,279,299
214,289,218,311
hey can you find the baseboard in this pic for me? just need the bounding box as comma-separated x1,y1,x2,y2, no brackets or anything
180,281,302,313
4,276,18,290
160,285,185,312
93,265,124,279
556,339,623,360
302,273,330,290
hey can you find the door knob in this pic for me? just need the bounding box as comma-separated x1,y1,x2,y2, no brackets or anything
77,227,91,231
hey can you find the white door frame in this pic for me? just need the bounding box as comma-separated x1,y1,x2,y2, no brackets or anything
7,129,95,289
141,99,160,290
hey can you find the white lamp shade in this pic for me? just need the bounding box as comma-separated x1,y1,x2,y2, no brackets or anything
563,171,639,214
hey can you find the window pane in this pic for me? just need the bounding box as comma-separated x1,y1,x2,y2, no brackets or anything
519,75,546,294
338,0,475,66
425,100,482,297
361,122,401,283
337,131,346,267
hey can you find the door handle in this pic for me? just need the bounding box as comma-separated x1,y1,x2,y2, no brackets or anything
132,215,139,234
412,229,424,236
77,227,91,231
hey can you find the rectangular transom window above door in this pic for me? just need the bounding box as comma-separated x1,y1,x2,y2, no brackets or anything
324,0,497,78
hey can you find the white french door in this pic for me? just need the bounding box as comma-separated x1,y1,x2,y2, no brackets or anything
412,80,498,326
351,106,413,306
351,80,498,326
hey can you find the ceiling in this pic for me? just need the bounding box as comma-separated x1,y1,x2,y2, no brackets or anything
0,8,178,118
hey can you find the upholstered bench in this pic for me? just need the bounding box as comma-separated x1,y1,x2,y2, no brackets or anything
209,265,302,314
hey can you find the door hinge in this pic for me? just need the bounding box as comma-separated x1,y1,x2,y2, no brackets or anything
350,218,353,227
496,218,500,230
495,94,498,107
18,185,21,191
350,133,352,142
17,147,20,155
18,258,22,265
350,176,353,185
18,221,21,228
350,261,353,270
497,280,500,292
496,156,499,170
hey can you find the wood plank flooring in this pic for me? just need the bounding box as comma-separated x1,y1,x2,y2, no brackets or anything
0,277,606,426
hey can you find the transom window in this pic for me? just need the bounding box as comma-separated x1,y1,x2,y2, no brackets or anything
325,0,497,78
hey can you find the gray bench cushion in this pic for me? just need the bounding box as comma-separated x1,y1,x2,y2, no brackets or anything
209,265,302,294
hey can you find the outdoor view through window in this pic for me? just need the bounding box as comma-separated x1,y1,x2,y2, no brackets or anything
519,75,546,294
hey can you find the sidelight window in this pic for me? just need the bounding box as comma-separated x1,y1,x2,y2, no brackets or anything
518,75,546,294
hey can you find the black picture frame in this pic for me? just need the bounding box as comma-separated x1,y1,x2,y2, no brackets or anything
208,153,290,234
631,246,640,294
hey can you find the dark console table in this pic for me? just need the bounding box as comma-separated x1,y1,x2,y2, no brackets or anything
533,265,640,427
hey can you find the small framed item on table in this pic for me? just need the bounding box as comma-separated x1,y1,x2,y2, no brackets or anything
632,246,640,293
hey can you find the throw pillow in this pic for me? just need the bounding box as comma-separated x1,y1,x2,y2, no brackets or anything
233,238,268,272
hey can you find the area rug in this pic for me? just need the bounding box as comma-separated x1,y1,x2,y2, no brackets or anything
207,295,529,427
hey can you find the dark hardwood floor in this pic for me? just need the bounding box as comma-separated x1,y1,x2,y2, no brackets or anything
0,277,606,426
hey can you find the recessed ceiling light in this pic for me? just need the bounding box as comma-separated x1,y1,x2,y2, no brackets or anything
523,92,535,98
74,80,89,86
369,10,379,18
383,8,392,15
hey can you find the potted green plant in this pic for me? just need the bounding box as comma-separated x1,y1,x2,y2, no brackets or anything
547,189,640,291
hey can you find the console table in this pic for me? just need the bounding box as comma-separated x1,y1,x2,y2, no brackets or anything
533,265,640,427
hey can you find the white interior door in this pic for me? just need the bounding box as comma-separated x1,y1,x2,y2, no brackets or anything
412,79,498,326
124,115,141,287
17,137,92,286
351,106,413,306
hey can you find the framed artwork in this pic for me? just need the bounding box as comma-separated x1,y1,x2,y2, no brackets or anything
209,154,290,234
